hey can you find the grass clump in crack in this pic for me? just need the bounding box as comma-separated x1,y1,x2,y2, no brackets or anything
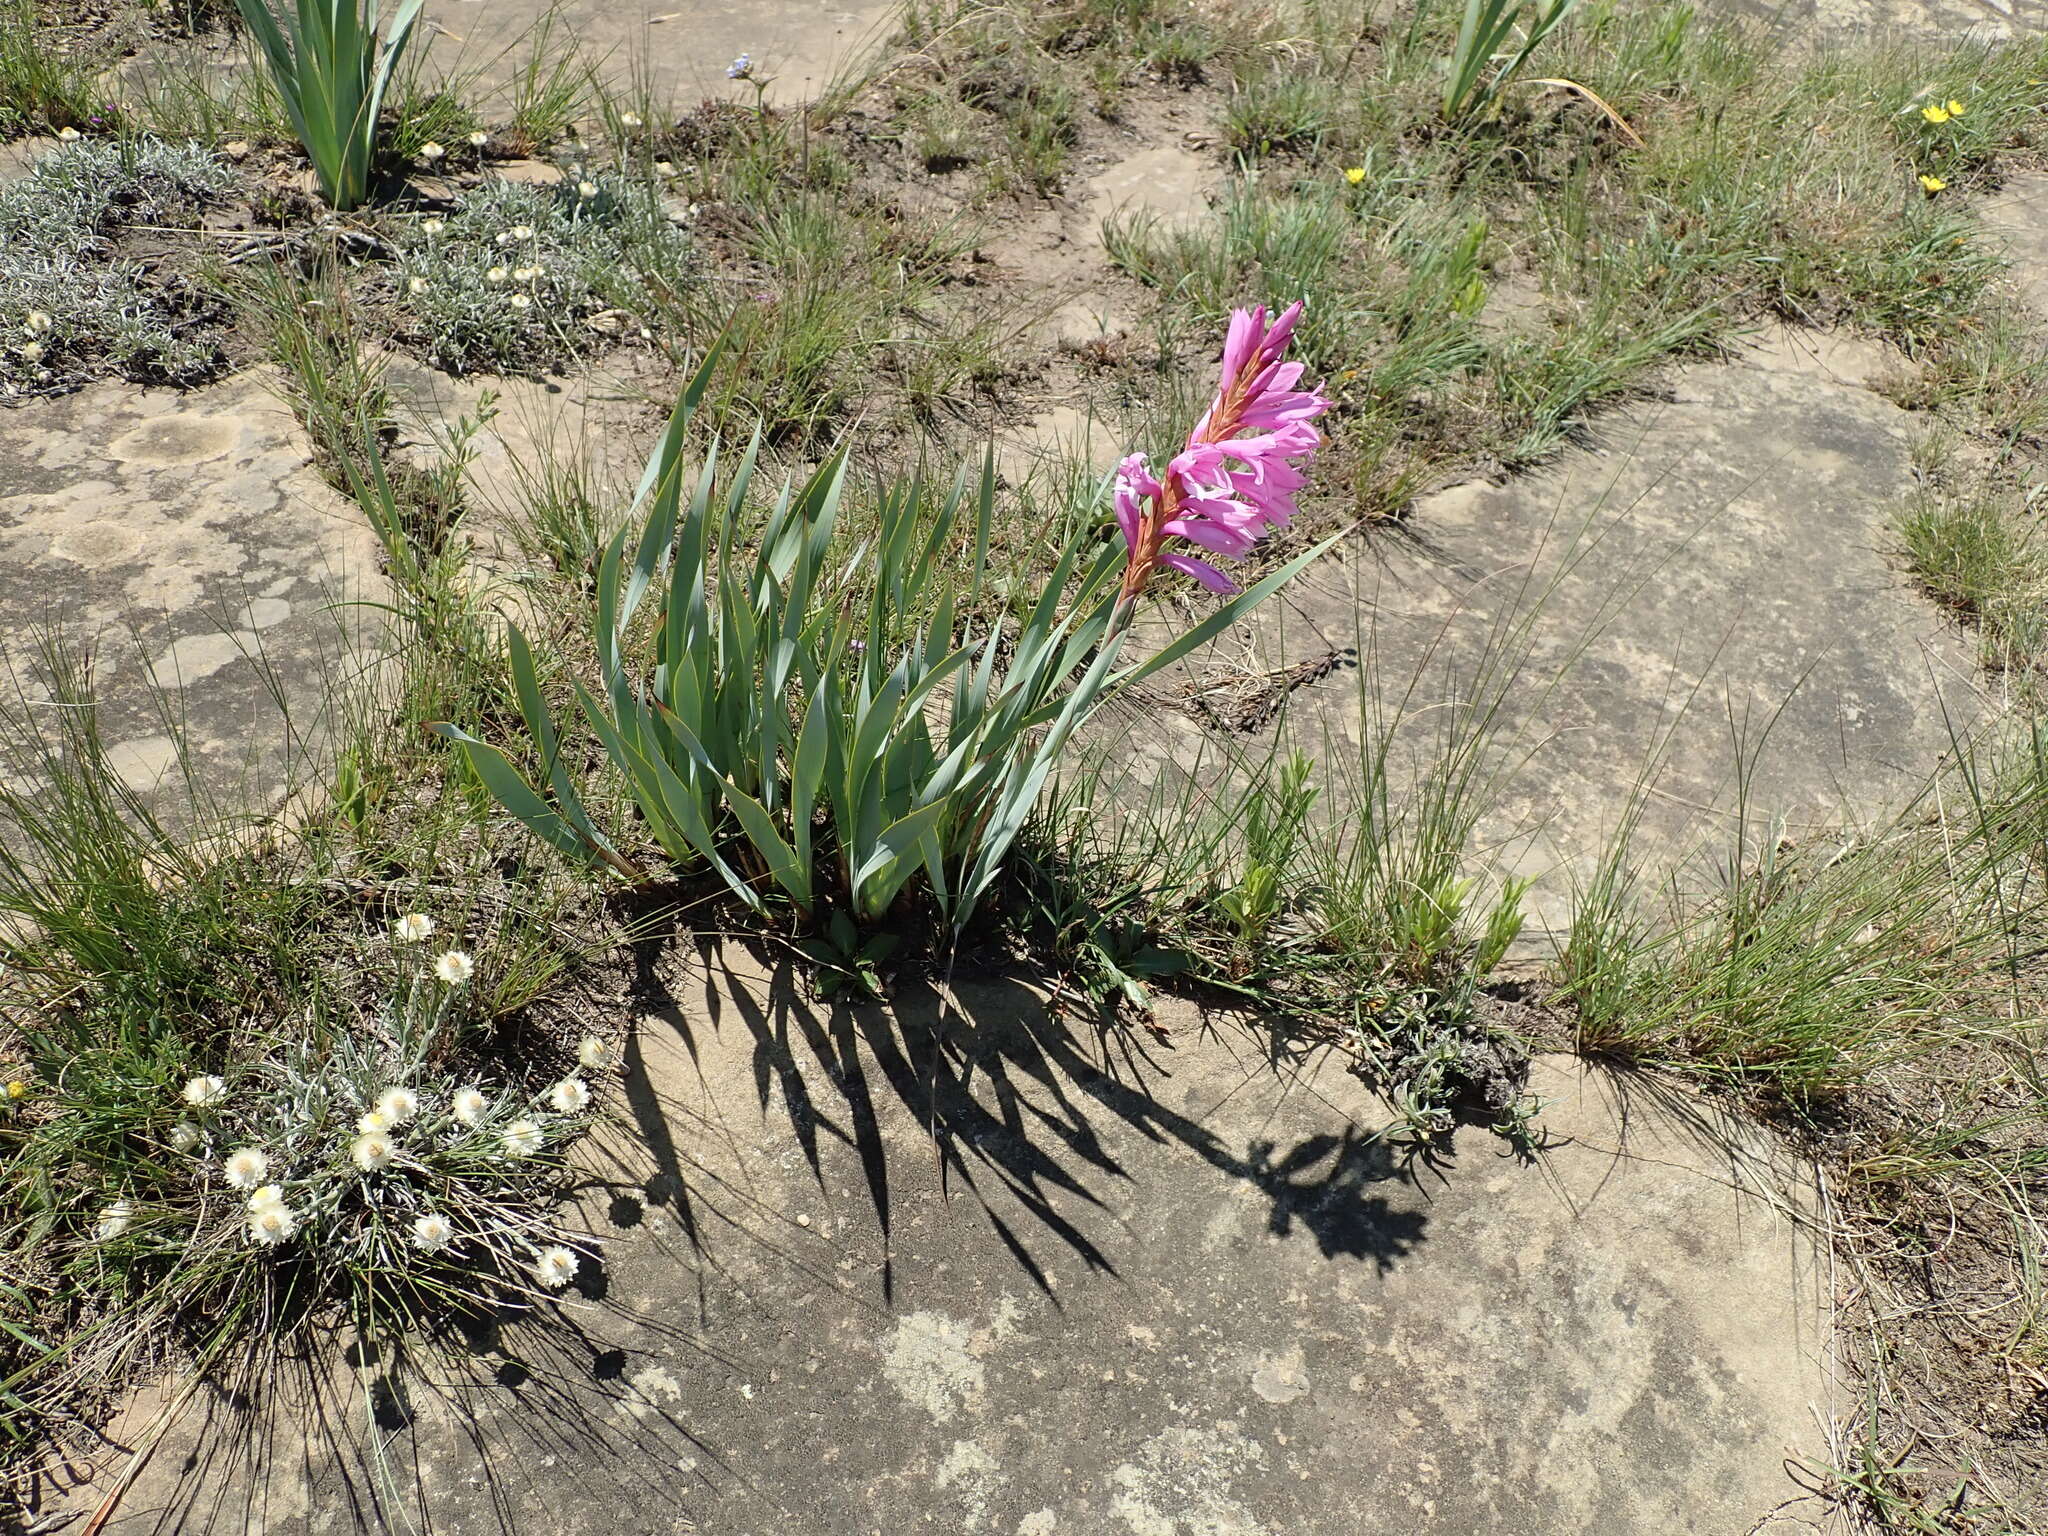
0,633,599,1464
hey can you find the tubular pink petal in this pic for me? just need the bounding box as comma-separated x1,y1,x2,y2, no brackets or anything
1161,550,1240,592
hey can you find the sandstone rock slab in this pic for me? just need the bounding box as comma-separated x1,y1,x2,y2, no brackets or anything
0,374,386,809
422,0,896,110
48,953,1830,1535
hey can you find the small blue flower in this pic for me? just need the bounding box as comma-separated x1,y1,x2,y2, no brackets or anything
726,53,752,79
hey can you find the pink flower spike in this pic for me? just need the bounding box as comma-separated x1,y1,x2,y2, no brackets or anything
1115,302,1331,607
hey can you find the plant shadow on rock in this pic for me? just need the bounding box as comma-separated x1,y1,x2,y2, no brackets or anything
30,943,1443,1536
617,944,1434,1305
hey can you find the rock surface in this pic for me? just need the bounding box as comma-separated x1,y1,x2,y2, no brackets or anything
1117,325,1978,943
1709,0,2046,41
54,952,1830,1535
0,374,385,809
420,0,896,108
1983,170,2048,315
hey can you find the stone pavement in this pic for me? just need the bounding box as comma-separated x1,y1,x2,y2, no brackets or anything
56,950,1831,1536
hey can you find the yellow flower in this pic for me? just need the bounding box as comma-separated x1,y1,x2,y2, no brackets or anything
1921,103,1950,124
1946,99,1966,116
1919,173,1947,192
1343,166,1366,185
5,1079,27,1101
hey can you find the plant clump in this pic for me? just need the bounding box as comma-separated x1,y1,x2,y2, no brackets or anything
0,138,236,399
386,173,690,376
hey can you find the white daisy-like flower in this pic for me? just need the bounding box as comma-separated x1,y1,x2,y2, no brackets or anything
620,111,642,128
547,1077,590,1114
95,1198,135,1241
351,1132,395,1173
247,1183,286,1212
169,1120,202,1152
450,1086,488,1125
421,217,446,236
407,275,428,295
467,130,488,147
248,1202,299,1244
509,294,531,310
510,224,533,240
222,1147,269,1190
56,126,80,142
495,230,515,245
501,1118,544,1157
357,1109,390,1135
484,266,509,285
434,950,475,984
392,912,435,942
531,1246,578,1288
17,342,41,363
419,140,445,161
577,180,598,199
511,264,541,281
24,311,50,334
575,1035,614,1072
411,1212,455,1252
182,1074,226,1108
376,1087,421,1124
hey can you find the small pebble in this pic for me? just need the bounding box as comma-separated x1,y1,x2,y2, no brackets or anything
795,1213,811,1228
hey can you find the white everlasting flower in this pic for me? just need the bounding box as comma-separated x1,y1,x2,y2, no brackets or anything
509,294,531,310
501,1118,544,1157
17,342,41,363
419,140,445,161
24,310,50,334
467,130,488,147
247,1183,287,1212
169,1120,202,1152
411,1212,455,1252
577,180,598,199
95,1198,135,1241
510,224,533,240
576,1035,614,1072
182,1074,226,1108
620,111,642,128
511,264,540,281
376,1087,421,1124
222,1147,269,1190
450,1086,488,1125
484,266,509,285
547,1077,591,1114
392,912,436,942
434,950,475,985
653,159,676,177
356,1109,390,1135
495,230,515,245
351,1132,395,1173
531,1246,578,1288
56,126,80,142
248,1202,300,1245
421,217,445,236
407,275,428,295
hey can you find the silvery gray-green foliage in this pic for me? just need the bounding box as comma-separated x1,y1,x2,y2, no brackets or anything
0,139,236,399
391,175,691,376
135,961,594,1300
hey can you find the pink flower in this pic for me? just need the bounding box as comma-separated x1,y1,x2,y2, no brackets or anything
1115,302,1332,600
